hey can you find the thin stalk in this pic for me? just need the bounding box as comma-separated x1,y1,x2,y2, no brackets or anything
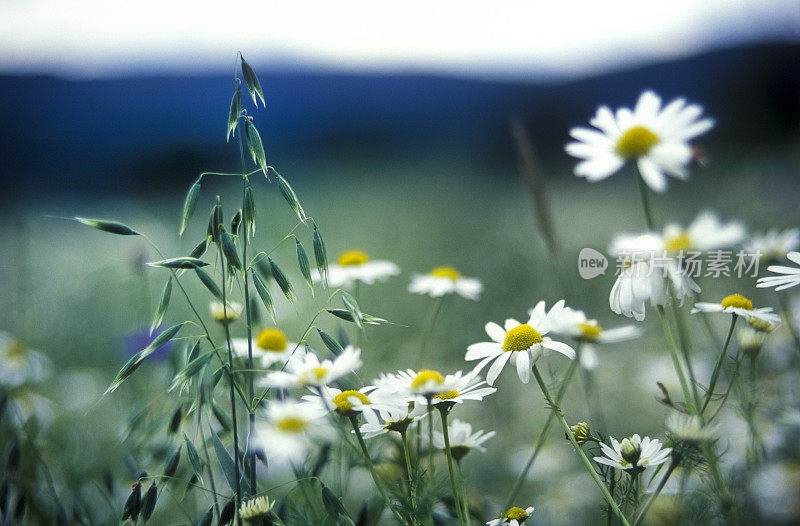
438,407,465,526
671,302,702,411
702,315,738,413
400,430,420,525
456,461,471,526
417,295,447,364
505,359,578,507
634,459,678,526
531,365,631,526
427,399,435,475
656,306,697,414
218,243,243,525
347,415,406,524
636,174,655,231
198,404,221,521
606,471,616,526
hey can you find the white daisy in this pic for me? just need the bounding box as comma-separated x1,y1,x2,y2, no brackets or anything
360,396,428,439
408,266,482,300
757,251,800,291
610,258,699,321
548,307,640,344
260,346,362,388
692,294,781,326
209,301,243,323
566,90,714,193
373,368,477,400
666,414,718,445
594,434,671,471
232,327,300,367
0,333,52,387
426,371,496,407
486,506,535,526
661,211,746,254
465,301,575,385
745,229,800,263
433,418,495,460
311,249,399,288
255,399,332,462
301,385,406,422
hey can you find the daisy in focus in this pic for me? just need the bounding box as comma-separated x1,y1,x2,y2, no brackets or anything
692,294,781,326
433,418,495,461
745,228,800,263
260,346,362,388
312,249,399,288
301,385,406,420
486,506,535,526
360,398,428,439
232,327,299,367
465,301,575,385
255,400,332,463
427,370,496,407
374,368,480,400
565,91,714,193
594,434,671,471
408,266,482,300
661,211,746,254
757,251,800,291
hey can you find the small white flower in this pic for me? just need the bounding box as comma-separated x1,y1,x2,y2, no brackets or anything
209,301,243,323
465,301,575,385
408,266,482,300
360,395,428,439
757,251,800,291
594,434,671,471
609,258,699,321
0,333,52,387
548,307,640,344
745,229,800,263
566,91,713,193
232,327,300,367
311,249,399,288
301,385,406,423
427,371,496,406
260,346,362,388
666,414,718,445
255,400,332,462
486,506,535,526
373,369,484,400
661,211,746,254
433,418,495,458
692,294,781,326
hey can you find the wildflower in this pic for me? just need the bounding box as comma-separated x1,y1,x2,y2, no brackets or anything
692,294,781,326
255,400,331,462
239,496,273,523
745,228,800,263
466,301,575,385
661,211,745,254
312,249,399,288
408,266,482,300
566,422,593,446
487,506,535,526
757,251,800,291
0,333,52,387
260,346,361,388
666,414,718,446
428,371,496,408
374,368,451,398
360,397,428,439
232,327,300,367
302,385,406,422
209,301,243,323
737,326,767,358
433,418,495,461
594,434,671,471
565,91,714,193
549,307,640,344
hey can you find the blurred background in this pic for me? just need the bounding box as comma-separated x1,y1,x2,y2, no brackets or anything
1,1,800,524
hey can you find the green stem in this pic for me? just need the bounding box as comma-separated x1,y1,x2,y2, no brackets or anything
399,430,420,526
531,365,631,526
427,399,435,476
636,174,655,231
505,359,578,508
671,302,701,411
702,315,738,413
656,306,697,414
633,459,678,526
438,407,465,526
198,406,221,521
456,461,471,526
606,471,616,526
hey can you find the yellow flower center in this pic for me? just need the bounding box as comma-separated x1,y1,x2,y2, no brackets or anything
332,390,370,413
615,126,660,159
5,339,26,361
748,317,774,333
430,266,461,280
721,294,753,310
411,370,445,390
337,250,370,266
664,232,691,253
256,328,288,352
578,323,603,341
502,507,530,521
433,390,460,400
276,416,308,433
313,367,328,380
503,324,542,352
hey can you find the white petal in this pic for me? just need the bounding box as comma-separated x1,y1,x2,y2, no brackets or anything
637,157,668,193
515,350,530,383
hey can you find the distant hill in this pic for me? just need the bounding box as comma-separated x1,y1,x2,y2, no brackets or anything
0,42,798,195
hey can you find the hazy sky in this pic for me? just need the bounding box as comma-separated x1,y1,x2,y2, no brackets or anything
1,0,798,79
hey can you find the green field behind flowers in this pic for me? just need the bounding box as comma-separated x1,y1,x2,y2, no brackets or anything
2,144,799,523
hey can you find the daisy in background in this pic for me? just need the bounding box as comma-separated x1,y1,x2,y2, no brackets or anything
311,249,399,288
232,327,300,367
0,332,52,387
745,228,800,264
255,399,332,463
692,294,781,326
209,300,243,324
360,396,429,439
486,506,535,526
260,346,361,389
594,434,672,471
661,211,746,254
466,300,575,385
757,251,800,291
301,384,407,421
548,307,640,370
565,91,714,193
408,266,482,300
433,418,495,462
